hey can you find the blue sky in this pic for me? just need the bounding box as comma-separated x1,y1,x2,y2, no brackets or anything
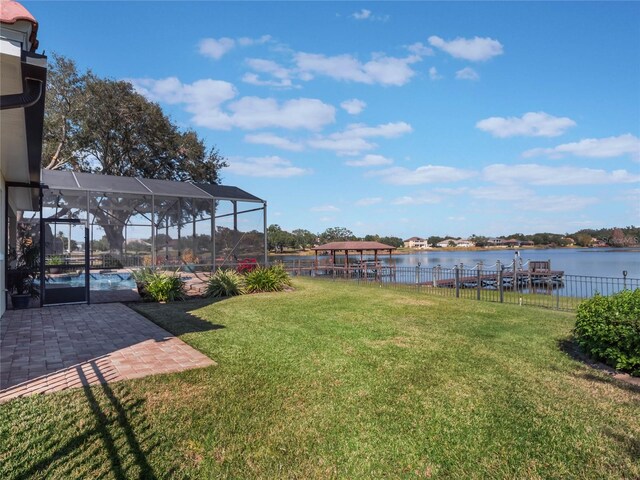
29,1,640,238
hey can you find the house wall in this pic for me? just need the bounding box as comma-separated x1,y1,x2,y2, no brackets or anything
1,172,5,317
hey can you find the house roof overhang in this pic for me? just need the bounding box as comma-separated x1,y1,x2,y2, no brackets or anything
1,2,47,212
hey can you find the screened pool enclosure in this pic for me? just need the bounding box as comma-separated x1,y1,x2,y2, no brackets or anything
6,170,267,306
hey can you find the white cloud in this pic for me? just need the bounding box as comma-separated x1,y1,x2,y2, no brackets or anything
226,156,309,178
308,122,413,155
340,98,367,115
242,58,295,88
226,97,335,130
355,197,383,206
428,35,504,61
129,76,237,106
516,195,599,213
199,35,271,60
476,112,576,138
428,66,442,80
199,37,236,60
352,9,371,20
242,73,293,88
456,67,479,81
311,205,340,212
469,185,599,212
371,165,476,185
131,77,336,131
237,35,272,47
351,9,389,22
522,134,640,160
392,193,442,205
483,163,640,185
307,136,376,156
407,42,434,56
244,133,304,151
345,154,394,167
294,52,421,86
469,185,533,201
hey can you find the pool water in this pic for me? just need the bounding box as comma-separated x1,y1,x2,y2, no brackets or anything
46,272,136,291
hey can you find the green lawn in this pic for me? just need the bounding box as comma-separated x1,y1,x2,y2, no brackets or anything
1,278,638,479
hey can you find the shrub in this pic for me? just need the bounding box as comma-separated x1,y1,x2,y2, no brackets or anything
205,269,246,298
244,264,292,293
132,268,185,302
574,289,640,376
48,255,63,266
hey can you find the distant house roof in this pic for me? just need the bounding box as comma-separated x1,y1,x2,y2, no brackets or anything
0,1,39,51
312,241,396,251
404,236,424,242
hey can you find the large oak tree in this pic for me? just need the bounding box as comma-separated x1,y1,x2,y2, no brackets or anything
42,54,228,252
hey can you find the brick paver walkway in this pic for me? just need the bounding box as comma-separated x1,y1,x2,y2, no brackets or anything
0,303,215,402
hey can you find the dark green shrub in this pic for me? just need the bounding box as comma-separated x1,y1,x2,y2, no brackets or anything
244,264,292,293
205,269,246,298
132,268,185,302
574,289,640,375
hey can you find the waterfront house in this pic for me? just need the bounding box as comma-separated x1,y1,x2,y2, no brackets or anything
403,237,429,249
436,238,475,248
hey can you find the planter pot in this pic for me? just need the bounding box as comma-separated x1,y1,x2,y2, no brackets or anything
11,294,31,310
136,281,150,301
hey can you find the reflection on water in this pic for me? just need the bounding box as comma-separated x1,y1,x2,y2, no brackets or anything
273,248,640,279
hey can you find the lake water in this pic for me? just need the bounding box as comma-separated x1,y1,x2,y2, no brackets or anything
274,248,640,279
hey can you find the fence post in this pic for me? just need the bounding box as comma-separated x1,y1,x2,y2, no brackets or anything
415,263,420,285
498,265,504,303
477,267,481,300
455,266,460,298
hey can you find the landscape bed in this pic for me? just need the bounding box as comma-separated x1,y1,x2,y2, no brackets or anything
0,278,638,479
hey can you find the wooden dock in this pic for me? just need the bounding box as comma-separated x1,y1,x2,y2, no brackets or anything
430,270,565,289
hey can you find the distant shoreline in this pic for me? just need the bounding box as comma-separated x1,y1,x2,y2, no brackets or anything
269,246,639,256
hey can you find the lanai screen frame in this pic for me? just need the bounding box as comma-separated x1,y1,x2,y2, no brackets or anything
40,170,268,271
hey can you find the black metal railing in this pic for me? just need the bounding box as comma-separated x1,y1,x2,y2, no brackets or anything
280,260,639,311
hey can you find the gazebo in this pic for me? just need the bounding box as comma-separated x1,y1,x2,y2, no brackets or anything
311,241,396,279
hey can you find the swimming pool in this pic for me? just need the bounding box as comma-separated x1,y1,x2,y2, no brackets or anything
46,272,136,291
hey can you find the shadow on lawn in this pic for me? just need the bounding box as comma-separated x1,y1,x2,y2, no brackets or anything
603,427,640,461
130,297,227,336
558,338,640,392
11,361,174,480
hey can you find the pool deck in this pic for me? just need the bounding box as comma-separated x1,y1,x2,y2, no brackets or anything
0,303,215,402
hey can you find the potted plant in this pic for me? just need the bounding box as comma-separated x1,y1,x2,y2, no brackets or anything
7,242,40,309
48,255,63,274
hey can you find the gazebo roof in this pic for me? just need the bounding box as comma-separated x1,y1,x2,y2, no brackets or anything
311,241,396,251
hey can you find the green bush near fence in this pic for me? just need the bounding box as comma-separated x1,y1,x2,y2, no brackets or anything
132,268,185,302
205,269,246,298
244,263,292,293
574,288,640,375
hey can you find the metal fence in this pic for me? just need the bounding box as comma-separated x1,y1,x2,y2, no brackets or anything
280,260,639,311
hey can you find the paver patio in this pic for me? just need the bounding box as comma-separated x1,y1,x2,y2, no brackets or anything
0,303,215,402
